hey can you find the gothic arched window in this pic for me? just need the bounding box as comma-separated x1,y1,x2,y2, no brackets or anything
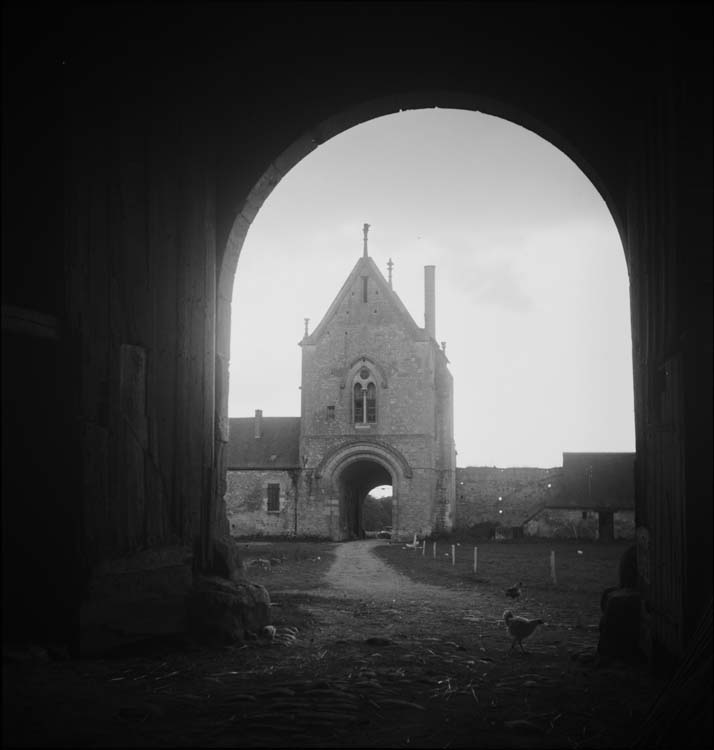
353,366,377,424
353,383,364,423
366,382,376,422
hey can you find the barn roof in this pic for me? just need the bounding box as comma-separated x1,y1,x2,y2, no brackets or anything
560,452,635,509
226,416,301,469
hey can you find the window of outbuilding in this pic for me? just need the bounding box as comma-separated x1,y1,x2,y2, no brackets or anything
326,405,335,420
267,483,280,512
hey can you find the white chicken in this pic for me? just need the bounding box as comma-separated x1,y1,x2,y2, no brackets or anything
503,610,544,653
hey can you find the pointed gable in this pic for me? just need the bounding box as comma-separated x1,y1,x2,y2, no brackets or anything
302,255,426,346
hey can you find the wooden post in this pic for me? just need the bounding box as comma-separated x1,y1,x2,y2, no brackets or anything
473,546,478,574
432,541,436,559
550,549,557,584
413,532,417,547
451,544,456,566
422,539,426,556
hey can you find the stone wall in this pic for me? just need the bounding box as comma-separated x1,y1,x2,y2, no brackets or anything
455,466,562,530
225,470,298,537
524,509,635,540
455,464,636,540
295,472,338,539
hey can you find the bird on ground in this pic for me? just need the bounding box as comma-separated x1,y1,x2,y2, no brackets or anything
261,625,276,642
505,582,522,599
503,610,545,653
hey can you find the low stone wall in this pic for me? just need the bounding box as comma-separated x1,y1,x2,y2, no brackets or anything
455,466,562,529
524,509,635,540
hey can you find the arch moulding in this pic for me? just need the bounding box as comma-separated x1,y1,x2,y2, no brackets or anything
340,355,389,390
315,440,413,484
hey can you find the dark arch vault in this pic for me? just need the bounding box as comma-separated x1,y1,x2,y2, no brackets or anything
337,460,392,540
1,2,710,674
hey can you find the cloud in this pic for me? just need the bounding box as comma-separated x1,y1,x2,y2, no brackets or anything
443,256,534,313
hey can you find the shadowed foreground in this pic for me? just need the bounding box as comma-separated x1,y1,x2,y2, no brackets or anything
3,541,664,748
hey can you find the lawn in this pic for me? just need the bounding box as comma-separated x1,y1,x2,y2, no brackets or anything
234,536,633,631
373,538,633,628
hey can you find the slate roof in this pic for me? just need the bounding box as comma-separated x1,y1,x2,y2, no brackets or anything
560,452,635,509
226,416,301,469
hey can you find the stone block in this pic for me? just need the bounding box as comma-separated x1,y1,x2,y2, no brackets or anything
196,533,246,582
186,575,271,644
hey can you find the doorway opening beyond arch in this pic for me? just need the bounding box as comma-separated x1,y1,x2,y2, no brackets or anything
336,460,392,540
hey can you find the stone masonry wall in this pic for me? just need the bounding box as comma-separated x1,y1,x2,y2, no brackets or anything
456,466,562,530
300,263,454,538
225,470,298,537
296,472,338,539
524,509,635,540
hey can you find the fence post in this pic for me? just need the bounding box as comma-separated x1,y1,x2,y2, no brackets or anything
422,539,426,556
473,546,478,574
413,533,417,547
451,544,456,566
550,549,557,584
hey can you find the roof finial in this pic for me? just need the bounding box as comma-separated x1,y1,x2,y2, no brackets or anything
304,318,310,337
387,257,394,288
363,223,370,258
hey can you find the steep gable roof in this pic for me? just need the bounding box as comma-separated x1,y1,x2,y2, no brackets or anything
226,416,301,469
301,255,427,346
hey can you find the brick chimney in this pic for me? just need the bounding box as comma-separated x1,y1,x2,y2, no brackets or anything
254,409,263,439
424,265,436,339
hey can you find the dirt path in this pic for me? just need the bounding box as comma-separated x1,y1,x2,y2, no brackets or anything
279,540,513,648
323,539,469,606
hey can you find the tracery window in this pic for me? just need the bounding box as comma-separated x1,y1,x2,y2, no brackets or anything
366,382,376,422
353,383,364,423
353,366,377,424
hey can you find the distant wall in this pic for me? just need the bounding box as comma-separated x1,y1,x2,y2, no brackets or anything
455,456,635,537
455,466,562,529
524,509,635,540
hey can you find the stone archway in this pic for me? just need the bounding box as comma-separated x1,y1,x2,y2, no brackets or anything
205,23,712,661
316,441,412,541
335,458,392,540
213,93,627,536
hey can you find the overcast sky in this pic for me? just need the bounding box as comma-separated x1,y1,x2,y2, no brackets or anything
228,109,635,468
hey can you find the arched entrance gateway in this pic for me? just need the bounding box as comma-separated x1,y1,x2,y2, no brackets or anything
213,73,711,664
316,442,414,541
3,3,708,676
335,459,391,540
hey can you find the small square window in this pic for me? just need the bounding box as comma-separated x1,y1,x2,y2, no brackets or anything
326,405,335,421
582,511,588,520
267,483,280,513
